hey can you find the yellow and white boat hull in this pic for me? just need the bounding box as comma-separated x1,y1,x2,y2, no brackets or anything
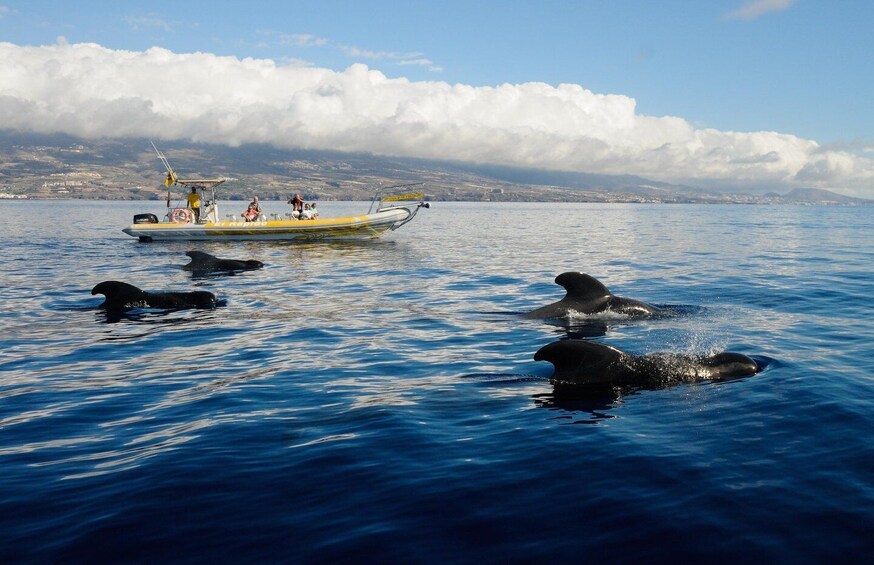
123,207,413,242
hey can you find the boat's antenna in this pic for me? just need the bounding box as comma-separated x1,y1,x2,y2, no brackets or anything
151,140,177,187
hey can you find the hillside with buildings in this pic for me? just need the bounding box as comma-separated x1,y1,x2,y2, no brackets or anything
1,133,870,205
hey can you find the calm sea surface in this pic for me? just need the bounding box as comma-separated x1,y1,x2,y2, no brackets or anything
0,200,872,562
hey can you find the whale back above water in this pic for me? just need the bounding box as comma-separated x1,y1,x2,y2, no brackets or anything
523,272,664,319
534,339,759,387
91,281,217,310
183,251,264,273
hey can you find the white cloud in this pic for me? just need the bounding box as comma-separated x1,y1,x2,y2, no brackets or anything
397,58,434,67
408,60,444,73
123,14,178,32
257,33,442,73
340,45,418,60
278,33,327,48
725,0,797,21
339,44,442,72
0,41,871,195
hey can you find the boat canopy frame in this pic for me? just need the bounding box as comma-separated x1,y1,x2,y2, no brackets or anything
368,182,430,230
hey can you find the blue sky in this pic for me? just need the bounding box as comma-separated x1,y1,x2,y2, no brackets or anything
3,0,871,143
1,0,873,194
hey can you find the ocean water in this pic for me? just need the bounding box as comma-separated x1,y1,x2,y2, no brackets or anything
0,200,872,562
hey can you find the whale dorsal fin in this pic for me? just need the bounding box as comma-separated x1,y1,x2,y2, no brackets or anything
185,250,215,261
91,281,144,308
554,272,612,302
534,339,624,384
184,250,217,270
91,280,142,297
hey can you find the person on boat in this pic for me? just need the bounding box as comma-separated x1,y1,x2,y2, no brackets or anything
187,188,201,222
249,196,263,216
288,193,305,213
300,203,313,220
310,202,319,219
243,203,259,222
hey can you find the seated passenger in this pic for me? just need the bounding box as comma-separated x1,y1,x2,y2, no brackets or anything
248,196,263,216
300,203,313,219
243,204,259,222
310,202,319,219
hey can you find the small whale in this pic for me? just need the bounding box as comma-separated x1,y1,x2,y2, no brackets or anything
92,281,217,310
183,251,264,273
524,272,666,319
534,339,759,388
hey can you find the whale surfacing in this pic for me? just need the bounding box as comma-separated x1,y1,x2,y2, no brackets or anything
183,251,264,273
524,272,665,319
534,339,759,388
91,281,217,310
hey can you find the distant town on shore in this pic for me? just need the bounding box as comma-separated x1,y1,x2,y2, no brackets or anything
1,132,870,205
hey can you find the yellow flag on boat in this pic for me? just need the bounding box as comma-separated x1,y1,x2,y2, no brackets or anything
382,192,424,202
164,172,176,187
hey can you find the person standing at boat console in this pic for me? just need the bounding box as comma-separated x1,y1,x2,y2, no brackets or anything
188,188,201,222
288,193,304,218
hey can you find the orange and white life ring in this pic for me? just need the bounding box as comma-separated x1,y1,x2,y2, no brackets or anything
169,208,194,224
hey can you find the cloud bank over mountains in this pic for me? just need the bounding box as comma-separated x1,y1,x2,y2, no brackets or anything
1,41,872,195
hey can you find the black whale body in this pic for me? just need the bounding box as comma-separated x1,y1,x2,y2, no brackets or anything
524,272,666,319
183,251,264,273
535,339,759,388
92,281,217,310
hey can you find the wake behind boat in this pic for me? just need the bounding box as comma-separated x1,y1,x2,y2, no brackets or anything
123,144,430,242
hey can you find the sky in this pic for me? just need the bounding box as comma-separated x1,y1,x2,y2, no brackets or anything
1,0,873,196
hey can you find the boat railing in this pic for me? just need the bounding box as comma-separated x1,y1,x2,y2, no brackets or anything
367,183,431,231
368,182,427,214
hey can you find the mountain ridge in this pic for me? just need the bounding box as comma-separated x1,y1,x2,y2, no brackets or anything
0,131,869,204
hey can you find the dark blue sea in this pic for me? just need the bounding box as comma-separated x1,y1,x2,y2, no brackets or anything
1,200,872,562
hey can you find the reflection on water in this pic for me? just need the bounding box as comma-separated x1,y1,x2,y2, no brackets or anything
0,201,872,561
532,389,625,424
97,304,227,324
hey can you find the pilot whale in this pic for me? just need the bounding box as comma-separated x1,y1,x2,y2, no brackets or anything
92,281,217,310
524,272,666,319
534,339,759,387
183,251,263,273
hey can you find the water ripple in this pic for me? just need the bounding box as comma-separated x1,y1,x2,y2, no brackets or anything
0,201,872,561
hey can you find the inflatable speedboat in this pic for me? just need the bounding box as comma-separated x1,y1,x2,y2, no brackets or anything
123,144,429,242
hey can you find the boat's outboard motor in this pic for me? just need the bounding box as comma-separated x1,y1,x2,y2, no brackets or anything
134,213,159,224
